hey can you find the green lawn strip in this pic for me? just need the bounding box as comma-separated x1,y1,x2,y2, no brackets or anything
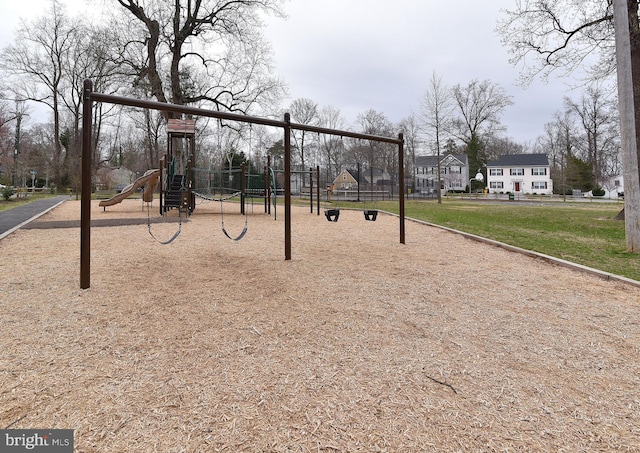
0,200,31,212
0,194,59,212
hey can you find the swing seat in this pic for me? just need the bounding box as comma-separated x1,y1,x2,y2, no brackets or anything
222,225,248,241
324,208,340,222
363,209,378,221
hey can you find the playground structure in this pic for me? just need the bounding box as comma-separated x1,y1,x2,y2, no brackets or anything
81,79,405,289
159,118,197,215
98,169,161,208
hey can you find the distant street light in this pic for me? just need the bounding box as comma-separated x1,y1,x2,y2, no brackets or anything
469,170,484,199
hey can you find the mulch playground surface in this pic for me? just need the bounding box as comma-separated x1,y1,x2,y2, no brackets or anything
1,198,639,451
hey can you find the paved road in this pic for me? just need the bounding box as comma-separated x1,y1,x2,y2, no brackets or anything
0,195,70,239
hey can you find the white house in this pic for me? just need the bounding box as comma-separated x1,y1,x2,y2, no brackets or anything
486,154,553,195
415,153,469,194
598,174,624,198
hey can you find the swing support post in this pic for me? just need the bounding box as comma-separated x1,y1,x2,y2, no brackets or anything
266,155,271,216
399,132,405,244
316,166,321,216
241,163,246,215
284,113,292,260
80,80,93,290
309,167,314,214
357,162,361,203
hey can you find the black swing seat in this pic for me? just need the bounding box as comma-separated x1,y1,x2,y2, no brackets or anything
363,209,378,221
324,208,340,222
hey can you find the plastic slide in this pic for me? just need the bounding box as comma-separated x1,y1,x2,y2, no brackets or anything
99,169,161,207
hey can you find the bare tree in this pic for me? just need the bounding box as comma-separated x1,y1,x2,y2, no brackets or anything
64,24,126,187
537,111,578,198
451,79,513,180
564,86,618,187
317,106,347,183
398,113,421,192
355,109,395,193
113,0,285,117
0,0,77,188
0,100,18,183
498,1,614,84
485,136,527,161
289,98,319,182
421,72,453,203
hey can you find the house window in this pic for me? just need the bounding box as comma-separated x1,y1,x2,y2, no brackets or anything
532,181,547,190
510,168,524,176
489,168,503,176
450,165,461,174
532,167,547,176
490,181,504,189
343,174,347,180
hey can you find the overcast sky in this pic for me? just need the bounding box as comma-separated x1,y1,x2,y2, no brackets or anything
1,0,594,146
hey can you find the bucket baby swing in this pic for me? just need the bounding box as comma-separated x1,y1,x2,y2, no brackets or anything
324,183,340,222
362,165,378,222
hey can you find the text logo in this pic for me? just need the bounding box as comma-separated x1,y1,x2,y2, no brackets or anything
0,430,73,452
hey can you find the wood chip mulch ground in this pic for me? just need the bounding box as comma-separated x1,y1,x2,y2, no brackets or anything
1,198,639,452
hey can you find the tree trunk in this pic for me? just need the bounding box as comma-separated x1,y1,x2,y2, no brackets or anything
613,0,640,251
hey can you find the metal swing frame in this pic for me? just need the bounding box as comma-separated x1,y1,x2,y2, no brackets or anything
81,80,405,289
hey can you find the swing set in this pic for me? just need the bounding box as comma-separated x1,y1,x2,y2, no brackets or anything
80,79,406,289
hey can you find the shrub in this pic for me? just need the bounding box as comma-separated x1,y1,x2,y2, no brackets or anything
2,186,15,201
592,186,606,197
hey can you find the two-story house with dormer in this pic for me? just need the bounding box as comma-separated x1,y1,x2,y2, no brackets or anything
415,153,469,194
486,154,553,195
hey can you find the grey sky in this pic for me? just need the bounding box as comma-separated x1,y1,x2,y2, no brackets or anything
1,0,591,146
263,0,584,145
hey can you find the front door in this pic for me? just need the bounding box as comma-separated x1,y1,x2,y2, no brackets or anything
514,181,521,192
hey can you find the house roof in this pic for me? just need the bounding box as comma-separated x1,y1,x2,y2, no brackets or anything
415,153,468,167
347,168,367,183
340,168,388,183
487,153,549,167
337,168,367,184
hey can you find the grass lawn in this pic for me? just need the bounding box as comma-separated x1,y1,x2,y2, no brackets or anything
332,198,640,282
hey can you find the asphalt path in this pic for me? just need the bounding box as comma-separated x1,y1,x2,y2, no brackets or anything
0,195,70,240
